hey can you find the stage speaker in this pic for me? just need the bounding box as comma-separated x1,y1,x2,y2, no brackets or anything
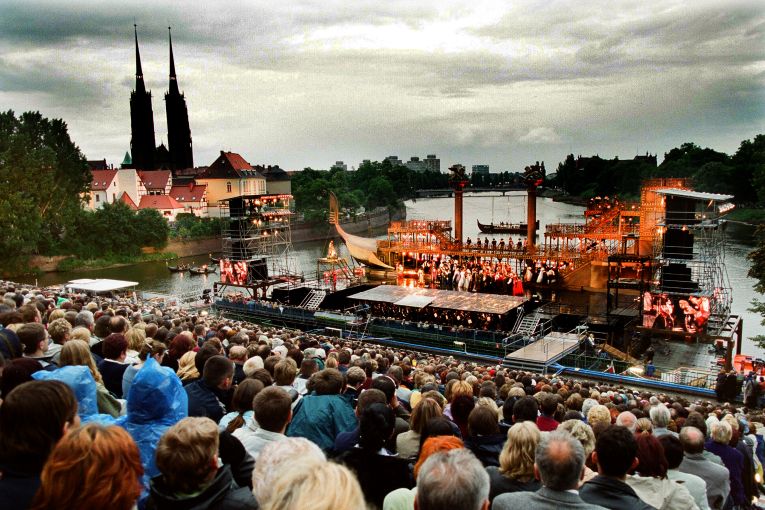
662,228,694,259
249,259,268,281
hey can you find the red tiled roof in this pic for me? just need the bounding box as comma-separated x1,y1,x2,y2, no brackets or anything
138,170,172,190
138,195,184,210
197,151,265,179
169,184,207,203
222,152,253,170
119,192,138,210
90,170,118,191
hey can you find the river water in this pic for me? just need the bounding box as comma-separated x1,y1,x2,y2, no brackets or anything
18,193,764,355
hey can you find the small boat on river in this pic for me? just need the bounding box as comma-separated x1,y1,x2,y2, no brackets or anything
477,219,539,234
167,263,190,273
189,265,217,275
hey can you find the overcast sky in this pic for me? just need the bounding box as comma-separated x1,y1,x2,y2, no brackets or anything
1,0,763,172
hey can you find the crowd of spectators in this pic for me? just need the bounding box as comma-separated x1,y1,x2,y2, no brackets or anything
0,280,764,510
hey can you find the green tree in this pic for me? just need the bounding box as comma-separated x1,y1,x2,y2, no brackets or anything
0,110,90,270
748,226,765,348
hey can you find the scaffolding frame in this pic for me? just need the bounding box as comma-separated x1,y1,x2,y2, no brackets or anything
218,194,301,291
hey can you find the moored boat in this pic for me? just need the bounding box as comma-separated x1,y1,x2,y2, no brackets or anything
477,219,539,234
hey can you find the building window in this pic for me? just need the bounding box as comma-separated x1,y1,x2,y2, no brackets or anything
95,194,100,203
226,182,232,193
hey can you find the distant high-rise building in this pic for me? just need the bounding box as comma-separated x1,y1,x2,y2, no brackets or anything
165,27,193,171
384,155,403,167
331,161,347,171
405,156,427,173
130,25,157,170
472,164,489,175
424,154,440,173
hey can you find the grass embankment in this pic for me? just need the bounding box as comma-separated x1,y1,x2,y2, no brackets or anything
56,252,178,272
726,208,765,223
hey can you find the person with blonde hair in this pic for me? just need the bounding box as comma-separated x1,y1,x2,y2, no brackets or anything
252,437,326,505
261,459,366,510
59,339,120,417
124,327,146,364
175,350,200,383
70,326,93,344
444,379,473,420
587,404,612,429
30,424,143,510
635,417,654,435
559,419,597,485
486,421,542,501
147,417,257,509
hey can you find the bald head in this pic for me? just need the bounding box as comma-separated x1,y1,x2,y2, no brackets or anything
679,426,705,454
535,430,585,491
615,411,637,432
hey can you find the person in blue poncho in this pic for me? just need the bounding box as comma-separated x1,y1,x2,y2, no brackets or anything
117,357,188,495
32,365,116,424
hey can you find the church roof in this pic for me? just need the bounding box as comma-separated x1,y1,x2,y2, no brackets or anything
197,151,265,179
87,159,108,171
138,195,184,210
90,170,118,191
121,152,132,166
119,192,138,210
138,170,173,190
169,183,207,203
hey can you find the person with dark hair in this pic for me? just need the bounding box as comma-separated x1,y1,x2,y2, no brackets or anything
679,426,729,510
18,323,55,370
219,379,264,433
419,416,462,452
0,380,80,509
396,397,443,459
234,386,292,460
295,358,318,395
337,403,413,508
286,367,356,450
1,357,43,398
579,425,655,510
162,334,195,373
30,424,144,510
333,388,389,454
625,433,697,510
494,430,605,510
97,333,130,398
660,435,709,510
185,355,234,423
536,392,560,431
464,405,505,467
513,395,539,424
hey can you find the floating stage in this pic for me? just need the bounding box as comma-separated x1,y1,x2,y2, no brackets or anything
347,285,526,316
503,331,583,373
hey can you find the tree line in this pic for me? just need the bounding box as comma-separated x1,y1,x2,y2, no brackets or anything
0,111,168,274
550,136,765,206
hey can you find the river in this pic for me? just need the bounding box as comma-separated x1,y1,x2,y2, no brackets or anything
18,193,764,355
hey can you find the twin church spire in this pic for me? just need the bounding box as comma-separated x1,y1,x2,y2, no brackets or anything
130,25,193,171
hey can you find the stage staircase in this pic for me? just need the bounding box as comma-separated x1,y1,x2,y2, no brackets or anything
300,289,327,310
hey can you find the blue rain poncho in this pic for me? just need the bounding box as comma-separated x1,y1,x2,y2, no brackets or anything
32,365,116,425
116,358,188,491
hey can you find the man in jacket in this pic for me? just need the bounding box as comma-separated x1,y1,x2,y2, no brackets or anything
579,425,656,510
185,355,233,423
493,430,608,510
147,417,257,510
233,386,291,460
286,368,357,450
679,426,729,510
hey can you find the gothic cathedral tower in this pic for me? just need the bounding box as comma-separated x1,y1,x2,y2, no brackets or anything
129,25,157,170
165,27,193,171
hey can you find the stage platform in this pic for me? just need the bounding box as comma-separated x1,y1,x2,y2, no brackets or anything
348,285,525,315
504,331,583,373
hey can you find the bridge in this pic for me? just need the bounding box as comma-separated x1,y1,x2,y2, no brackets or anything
416,186,527,198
